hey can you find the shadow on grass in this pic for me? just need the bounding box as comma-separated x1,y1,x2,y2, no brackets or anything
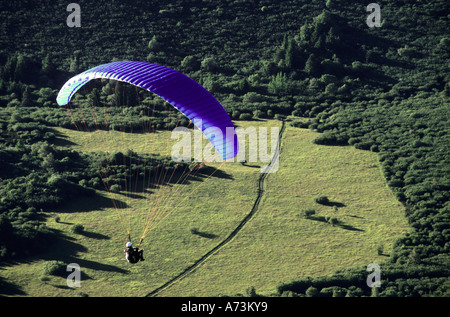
0,275,26,296
319,200,346,208
186,165,234,181
240,162,261,168
40,231,128,275
116,192,147,199
132,163,234,195
0,229,128,296
79,230,110,240
190,229,218,239
48,128,78,147
348,214,364,219
307,216,364,232
57,192,129,213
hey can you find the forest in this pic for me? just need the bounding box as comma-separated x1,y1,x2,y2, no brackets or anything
0,0,449,296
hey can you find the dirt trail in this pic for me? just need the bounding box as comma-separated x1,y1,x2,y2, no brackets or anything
145,120,286,297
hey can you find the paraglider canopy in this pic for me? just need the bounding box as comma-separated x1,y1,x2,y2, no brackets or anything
56,61,238,161
56,60,239,250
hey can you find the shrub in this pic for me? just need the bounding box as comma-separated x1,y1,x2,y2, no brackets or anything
300,209,316,218
313,133,346,145
315,196,330,205
332,287,345,297
290,120,309,128
43,260,66,276
305,286,319,297
71,224,84,234
253,109,265,119
354,141,373,150
319,287,335,297
328,217,338,226
239,113,253,120
180,55,200,71
274,114,286,120
201,57,217,72
377,244,384,255
190,227,199,235
397,45,415,57
245,286,257,297
110,184,121,193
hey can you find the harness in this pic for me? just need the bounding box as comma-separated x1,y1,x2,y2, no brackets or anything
126,247,140,263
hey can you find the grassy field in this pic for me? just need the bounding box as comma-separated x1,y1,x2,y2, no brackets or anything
0,119,409,297
157,124,410,296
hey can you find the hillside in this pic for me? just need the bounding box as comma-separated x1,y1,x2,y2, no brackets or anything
0,0,449,297
153,124,410,296
0,121,410,296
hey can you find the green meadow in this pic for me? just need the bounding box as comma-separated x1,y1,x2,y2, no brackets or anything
1,120,409,296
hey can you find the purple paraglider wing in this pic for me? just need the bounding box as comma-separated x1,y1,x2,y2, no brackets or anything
56,61,238,160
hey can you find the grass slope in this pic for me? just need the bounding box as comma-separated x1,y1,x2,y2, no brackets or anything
154,123,410,296
0,120,409,296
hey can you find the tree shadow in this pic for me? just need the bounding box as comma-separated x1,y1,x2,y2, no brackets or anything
56,192,129,213
48,128,78,147
308,215,328,223
193,165,234,180
51,284,73,290
79,230,110,240
135,164,234,195
190,228,218,239
0,229,129,296
316,199,346,208
0,275,26,296
307,216,364,232
348,214,364,219
337,223,364,232
40,231,127,274
1,229,128,275
240,162,261,168
139,163,234,190
55,220,73,225
116,191,147,199
327,200,346,208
